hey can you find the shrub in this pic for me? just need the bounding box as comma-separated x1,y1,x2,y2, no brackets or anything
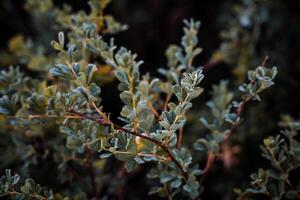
0,0,299,199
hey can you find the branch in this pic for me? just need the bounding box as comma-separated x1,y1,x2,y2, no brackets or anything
202,59,222,71
89,102,188,179
3,108,188,180
68,106,189,180
1,191,48,200
111,123,188,180
199,56,271,185
224,56,269,142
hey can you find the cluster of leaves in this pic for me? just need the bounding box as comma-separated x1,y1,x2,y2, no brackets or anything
237,116,300,199
45,19,207,198
0,0,288,199
207,2,300,198
0,0,126,84
0,0,129,199
195,63,277,158
0,169,54,200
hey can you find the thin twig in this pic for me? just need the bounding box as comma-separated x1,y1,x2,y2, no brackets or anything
176,127,183,148
198,152,215,185
199,56,270,185
147,101,161,119
1,191,48,200
202,59,222,71
164,184,173,200
163,94,171,111
111,123,188,180
5,114,83,120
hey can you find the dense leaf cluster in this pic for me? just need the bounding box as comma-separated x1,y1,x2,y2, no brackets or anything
1,0,299,200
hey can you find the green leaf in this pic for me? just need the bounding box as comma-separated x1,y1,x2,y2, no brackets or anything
134,156,145,164
89,83,101,98
50,64,75,80
100,153,113,159
115,70,128,84
193,139,209,152
162,110,176,125
168,134,177,146
58,31,65,47
160,173,173,183
86,64,97,84
148,186,163,195
126,159,138,172
73,63,80,75
51,40,62,51
170,178,182,188
225,113,240,124
120,91,132,105
20,179,35,195
115,152,135,161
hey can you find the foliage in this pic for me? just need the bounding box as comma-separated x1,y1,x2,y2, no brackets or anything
0,169,54,200
1,0,298,199
236,116,300,200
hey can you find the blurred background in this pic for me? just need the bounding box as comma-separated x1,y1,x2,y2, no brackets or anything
1,0,300,199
